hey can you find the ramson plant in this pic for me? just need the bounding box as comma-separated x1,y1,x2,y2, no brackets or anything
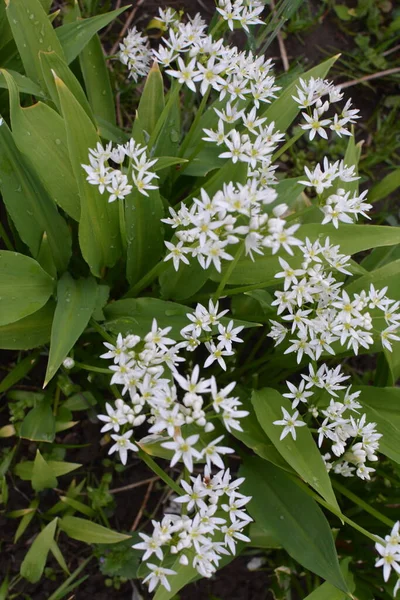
0,0,399,598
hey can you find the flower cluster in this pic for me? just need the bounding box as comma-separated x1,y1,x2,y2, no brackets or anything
216,0,265,32
300,157,372,227
135,466,252,592
82,139,158,201
375,521,400,596
268,238,400,361
163,185,301,272
98,301,248,467
118,26,153,81
119,6,280,106
274,363,381,480
293,77,360,140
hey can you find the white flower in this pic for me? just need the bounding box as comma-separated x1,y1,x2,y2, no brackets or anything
162,435,202,472
108,430,138,464
142,563,177,593
273,407,306,440
202,435,235,469
375,543,400,582
283,380,313,409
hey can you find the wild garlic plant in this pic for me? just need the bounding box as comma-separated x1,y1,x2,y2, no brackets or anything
84,1,400,595
1,0,400,597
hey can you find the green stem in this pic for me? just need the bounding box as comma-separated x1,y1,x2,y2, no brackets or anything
74,362,111,375
124,259,169,298
0,221,14,251
119,198,127,252
272,129,304,162
332,479,394,528
47,556,92,600
53,385,61,416
138,450,183,496
90,319,115,344
213,243,245,302
195,278,276,301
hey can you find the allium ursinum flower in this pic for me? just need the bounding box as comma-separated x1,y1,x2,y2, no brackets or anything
268,238,400,361
97,303,248,471
374,521,400,594
292,77,360,141
274,363,382,481
82,139,158,201
162,183,302,271
299,157,372,227
134,466,252,592
118,26,153,81
216,0,265,32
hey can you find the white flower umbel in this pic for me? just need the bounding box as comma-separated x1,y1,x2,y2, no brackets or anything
275,363,382,481
118,26,153,81
134,466,252,593
269,238,400,361
82,139,158,201
97,307,248,471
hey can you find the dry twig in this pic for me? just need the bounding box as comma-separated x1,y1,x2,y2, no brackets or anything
131,479,155,531
110,0,146,56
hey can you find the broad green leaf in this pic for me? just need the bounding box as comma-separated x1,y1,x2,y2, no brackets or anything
0,69,44,97
358,386,400,464
6,0,65,88
56,7,129,64
125,186,165,286
346,258,400,299
19,397,56,443
261,54,340,131
212,224,400,285
59,516,131,544
55,74,121,276
241,457,348,593
159,260,211,301
184,146,225,177
0,0,13,51
2,68,81,221
153,156,188,172
0,251,54,326
39,50,94,122
0,301,55,350
45,274,98,386
369,169,400,203
15,460,81,481
37,231,57,278
79,34,115,124
303,558,355,600
0,352,40,393
151,83,181,158
252,388,339,510
31,450,57,491
103,297,257,339
0,121,71,272
20,518,58,583
137,62,165,136
249,522,281,548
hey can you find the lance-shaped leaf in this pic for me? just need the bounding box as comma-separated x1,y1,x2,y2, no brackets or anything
125,187,165,286
241,457,348,593
19,396,56,443
0,251,54,326
31,450,57,491
39,50,94,123
6,0,65,88
2,68,81,221
45,273,98,386
0,69,44,97
0,301,55,350
59,516,131,544
252,388,339,510
20,518,58,583
0,122,71,272
55,73,121,276
137,62,165,137
56,6,129,64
